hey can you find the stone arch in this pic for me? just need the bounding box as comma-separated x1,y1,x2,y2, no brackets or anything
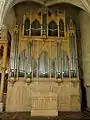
1,0,90,25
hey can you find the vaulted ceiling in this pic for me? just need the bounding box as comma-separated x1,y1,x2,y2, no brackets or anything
1,0,90,26
2,0,90,18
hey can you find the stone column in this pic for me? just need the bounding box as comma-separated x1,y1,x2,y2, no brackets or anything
79,10,90,109
0,0,5,25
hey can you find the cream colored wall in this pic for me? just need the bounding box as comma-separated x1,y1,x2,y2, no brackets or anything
3,8,16,30
79,10,90,109
79,11,90,86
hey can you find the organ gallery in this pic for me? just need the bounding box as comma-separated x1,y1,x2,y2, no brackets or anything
0,2,81,116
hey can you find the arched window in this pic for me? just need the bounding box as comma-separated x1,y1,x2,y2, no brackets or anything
31,19,41,36
38,51,49,78
59,19,64,37
48,20,58,36
24,18,30,36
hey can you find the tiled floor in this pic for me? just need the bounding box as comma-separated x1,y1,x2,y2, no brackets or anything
0,111,90,120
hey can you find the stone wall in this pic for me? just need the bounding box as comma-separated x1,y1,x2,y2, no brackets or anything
79,10,90,109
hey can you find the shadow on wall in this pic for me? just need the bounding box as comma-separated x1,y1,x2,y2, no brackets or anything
77,29,87,110
80,70,87,110
78,51,87,110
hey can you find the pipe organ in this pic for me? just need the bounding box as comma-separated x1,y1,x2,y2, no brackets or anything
10,10,78,80
5,8,80,115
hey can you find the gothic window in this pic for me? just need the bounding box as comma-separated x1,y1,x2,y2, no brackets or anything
38,51,49,78
24,18,30,36
59,19,64,37
31,19,41,36
48,20,58,36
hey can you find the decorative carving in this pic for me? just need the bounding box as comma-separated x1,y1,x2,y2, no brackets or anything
13,25,19,34
31,93,57,110
31,97,57,110
25,78,32,85
68,16,75,34
8,78,17,86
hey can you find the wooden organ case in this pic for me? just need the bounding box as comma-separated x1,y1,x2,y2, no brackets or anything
0,27,8,111
6,9,81,115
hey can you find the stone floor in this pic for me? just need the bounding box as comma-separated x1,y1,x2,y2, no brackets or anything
0,111,90,120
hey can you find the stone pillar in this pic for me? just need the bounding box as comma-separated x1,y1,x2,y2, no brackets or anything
79,10,90,109
0,0,5,25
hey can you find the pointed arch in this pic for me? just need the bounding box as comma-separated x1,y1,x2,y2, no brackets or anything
24,18,30,36
31,19,41,36
59,19,64,37
48,20,58,36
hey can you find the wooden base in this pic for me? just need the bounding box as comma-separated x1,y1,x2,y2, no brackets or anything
31,110,58,116
6,79,81,113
